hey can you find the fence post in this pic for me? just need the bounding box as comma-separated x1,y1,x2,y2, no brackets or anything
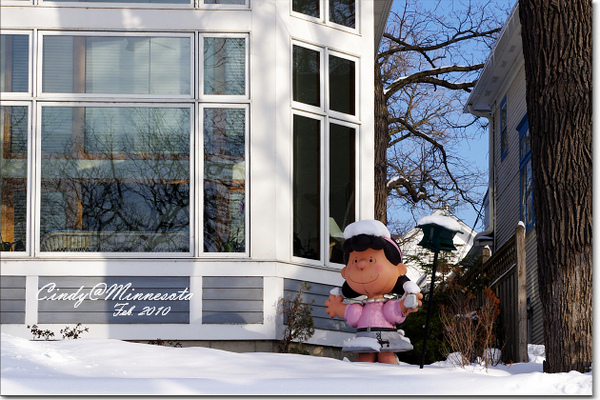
515,222,528,363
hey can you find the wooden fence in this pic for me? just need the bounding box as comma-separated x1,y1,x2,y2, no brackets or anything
477,223,528,363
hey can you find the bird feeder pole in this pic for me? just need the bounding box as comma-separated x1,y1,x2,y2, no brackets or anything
416,216,462,369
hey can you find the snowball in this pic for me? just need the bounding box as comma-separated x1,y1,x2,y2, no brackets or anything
343,220,391,239
403,281,421,294
416,215,462,232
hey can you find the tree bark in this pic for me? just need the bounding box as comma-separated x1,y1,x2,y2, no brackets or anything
374,63,389,224
518,0,592,373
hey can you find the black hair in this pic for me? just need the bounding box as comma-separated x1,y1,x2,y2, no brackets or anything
341,234,409,299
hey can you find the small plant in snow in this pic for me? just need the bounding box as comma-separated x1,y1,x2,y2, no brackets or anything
60,323,89,339
27,324,55,341
277,282,315,354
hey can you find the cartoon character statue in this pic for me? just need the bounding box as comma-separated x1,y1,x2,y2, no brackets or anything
325,219,423,364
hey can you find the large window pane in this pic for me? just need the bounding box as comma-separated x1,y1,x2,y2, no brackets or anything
293,0,319,18
293,46,320,107
42,35,191,95
1,106,28,252
204,108,246,252
293,114,320,260
329,123,355,263
1,34,29,93
40,106,190,252
329,0,355,28
204,38,246,96
329,54,355,115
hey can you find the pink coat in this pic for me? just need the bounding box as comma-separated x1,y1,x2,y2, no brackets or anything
344,300,407,330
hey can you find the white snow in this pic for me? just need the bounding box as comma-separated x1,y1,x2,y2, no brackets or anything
417,215,462,233
0,333,592,396
344,219,391,239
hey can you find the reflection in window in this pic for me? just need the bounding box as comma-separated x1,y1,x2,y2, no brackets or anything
204,108,246,252
293,114,321,260
329,54,355,115
329,123,355,263
39,106,190,252
1,106,28,252
293,45,320,107
204,37,246,96
42,35,191,95
1,34,29,93
329,0,355,28
293,0,319,18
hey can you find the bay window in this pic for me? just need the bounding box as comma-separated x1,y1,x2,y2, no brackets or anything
292,0,357,29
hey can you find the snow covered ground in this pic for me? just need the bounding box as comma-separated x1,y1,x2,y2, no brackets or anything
0,332,592,396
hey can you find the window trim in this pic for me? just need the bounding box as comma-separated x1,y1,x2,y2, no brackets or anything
34,101,196,258
0,101,32,257
499,95,508,161
198,102,250,258
517,113,534,232
291,40,360,122
1,31,33,100
37,31,196,100
199,33,250,103
290,0,359,34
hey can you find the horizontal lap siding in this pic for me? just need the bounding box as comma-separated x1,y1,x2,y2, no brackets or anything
525,231,544,344
37,276,190,324
284,279,354,333
202,276,263,324
1,276,26,324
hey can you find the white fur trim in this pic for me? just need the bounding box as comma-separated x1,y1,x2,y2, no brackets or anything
343,220,391,239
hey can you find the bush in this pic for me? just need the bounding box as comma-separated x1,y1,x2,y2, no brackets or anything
439,284,501,368
277,282,315,354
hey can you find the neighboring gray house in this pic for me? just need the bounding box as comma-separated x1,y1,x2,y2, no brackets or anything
464,3,543,348
1,0,393,353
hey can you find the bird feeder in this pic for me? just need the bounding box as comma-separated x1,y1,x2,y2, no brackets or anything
416,215,462,369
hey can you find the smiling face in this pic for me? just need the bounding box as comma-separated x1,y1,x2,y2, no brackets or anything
341,247,407,298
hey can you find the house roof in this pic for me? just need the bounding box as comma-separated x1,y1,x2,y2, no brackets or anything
464,3,523,114
374,0,394,47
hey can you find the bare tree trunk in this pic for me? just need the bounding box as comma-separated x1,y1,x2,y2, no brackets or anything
374,63,389,224
518,0,592,373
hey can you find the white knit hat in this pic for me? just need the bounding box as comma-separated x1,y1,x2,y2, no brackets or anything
343,219,391,239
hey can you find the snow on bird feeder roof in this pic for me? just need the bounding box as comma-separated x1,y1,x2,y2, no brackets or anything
416,215,463,252
416,215,462,233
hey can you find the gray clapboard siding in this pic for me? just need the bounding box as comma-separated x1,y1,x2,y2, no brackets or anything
37,276,191,324
525,231,543,345
202,276,263,324
1,276,26,324
283,279,355,333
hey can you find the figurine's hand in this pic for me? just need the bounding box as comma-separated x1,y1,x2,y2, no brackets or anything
400,292,423,315
325,294,346,318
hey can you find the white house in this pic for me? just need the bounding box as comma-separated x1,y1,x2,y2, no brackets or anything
0,0,393,353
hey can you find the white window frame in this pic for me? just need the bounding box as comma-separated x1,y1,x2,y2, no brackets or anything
290,0,360,34
325,116,359,267
198,102,250,258
0,101,33,258
1,30,34,101
199,33,250,103
36,31,196,101
291,41,326,116
326,48,360,122
34,101,196,259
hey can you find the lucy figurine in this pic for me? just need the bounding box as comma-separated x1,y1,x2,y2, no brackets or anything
325,219,423,364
